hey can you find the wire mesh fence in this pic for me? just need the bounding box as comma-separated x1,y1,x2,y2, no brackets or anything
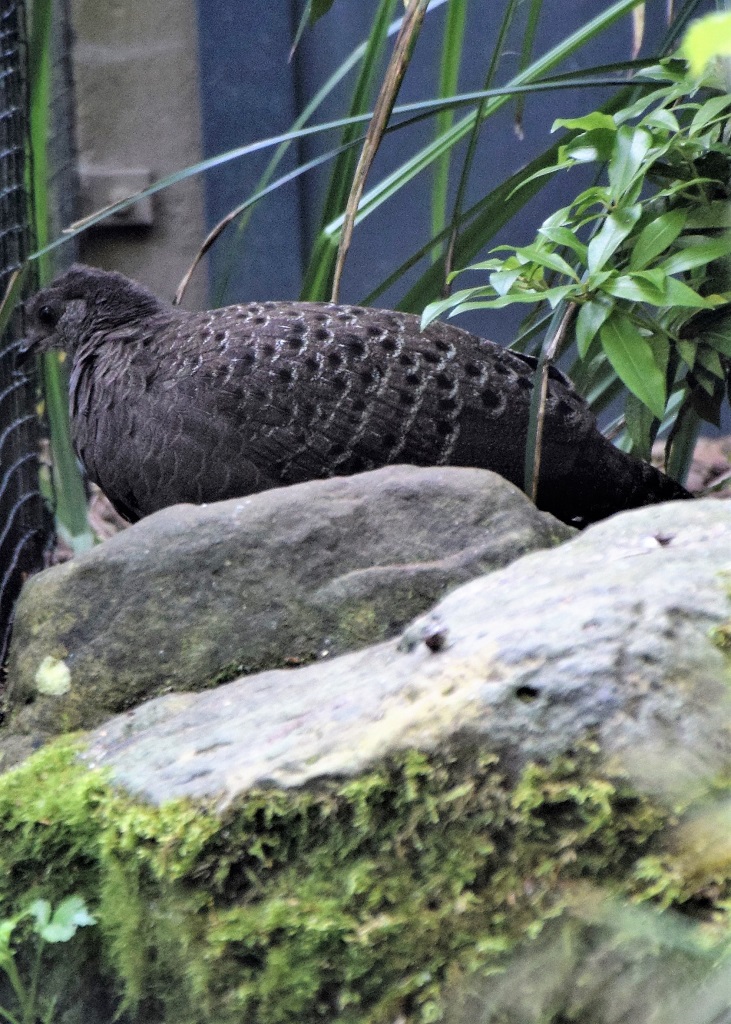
48,0,79,257
0,0,55,669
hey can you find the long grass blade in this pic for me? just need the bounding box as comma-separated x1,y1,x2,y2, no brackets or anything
431,0,468,262
392,90,630,312
0,269,28,341
315,0,652,298
213,2,396,305
331,0,430,302
29,0,91,549
514,0,544,138
316,0,398,232
31,67,651,267
442,0,521,290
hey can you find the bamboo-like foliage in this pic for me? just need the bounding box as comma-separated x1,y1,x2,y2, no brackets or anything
18,0,725,521
28,0,91,549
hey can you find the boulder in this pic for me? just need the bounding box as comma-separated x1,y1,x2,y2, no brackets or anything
4,466,571,738
0,497,729,1024
80,499,731,806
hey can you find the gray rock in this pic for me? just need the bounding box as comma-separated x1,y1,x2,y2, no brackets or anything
4,465,570,737
81,499,731,806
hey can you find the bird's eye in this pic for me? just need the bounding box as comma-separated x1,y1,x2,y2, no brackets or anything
37,304,58,328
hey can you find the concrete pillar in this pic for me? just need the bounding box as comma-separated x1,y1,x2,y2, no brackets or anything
70,0,208,309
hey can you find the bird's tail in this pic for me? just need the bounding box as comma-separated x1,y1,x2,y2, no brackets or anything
537,434,692,527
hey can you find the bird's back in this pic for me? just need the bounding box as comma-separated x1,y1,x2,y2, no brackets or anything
72,299,597,521
23,262,687,526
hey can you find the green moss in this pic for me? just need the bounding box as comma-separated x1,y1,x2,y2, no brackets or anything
0,740,726,1024
335,603,384,648
710,621,731,654
710,574,731,655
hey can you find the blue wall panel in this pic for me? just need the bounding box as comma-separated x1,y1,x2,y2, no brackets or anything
195,0,304,304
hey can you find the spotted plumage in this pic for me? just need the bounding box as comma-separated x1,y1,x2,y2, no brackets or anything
21,264,690,526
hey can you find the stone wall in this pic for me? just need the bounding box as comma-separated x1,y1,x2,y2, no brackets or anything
70,0,208,308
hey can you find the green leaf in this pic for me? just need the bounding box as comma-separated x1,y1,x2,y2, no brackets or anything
573,185,611,216
575,297,614,357
543,284,577,309
632,268,669,293
537,224,588,262
693,368,723,404
676,338,696,369
421,287,491,329
28,900,51,931
629,208,687,270
682,12,731,77
641,108,679,133
466,257,512,272
625,390,656,460
603,272,669,304
703,330,731,358
37,896,96,944
599,312,666,418
452,284,574,313
514,245,580,280
689,93,731,134
695,346,725,380
560,127,617,164
607,125,652,197
659,236,731,275
552,111,617,132
662,277,721,308
587,205,642,273
490,267,525,296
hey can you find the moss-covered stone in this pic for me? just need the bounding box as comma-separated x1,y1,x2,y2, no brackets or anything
2,738,728,1024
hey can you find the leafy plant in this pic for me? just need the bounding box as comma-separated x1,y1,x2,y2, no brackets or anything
0,895,95,1024
683,9,731,76
22,0,720,526
27,0,92,551
422,59,731,487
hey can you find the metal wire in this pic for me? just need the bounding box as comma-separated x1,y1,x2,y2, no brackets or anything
0,0,49,669
48,0,79,260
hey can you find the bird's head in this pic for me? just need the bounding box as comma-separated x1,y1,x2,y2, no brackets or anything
20,263,168,359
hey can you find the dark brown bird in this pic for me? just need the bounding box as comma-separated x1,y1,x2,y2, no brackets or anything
21,263,690,526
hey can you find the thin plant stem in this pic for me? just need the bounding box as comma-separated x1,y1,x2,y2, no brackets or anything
530,301,577,501
331,0,430,302
25,937,45,1024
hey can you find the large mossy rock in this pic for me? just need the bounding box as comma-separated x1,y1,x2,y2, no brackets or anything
82,499,731,805
4,466,571,740
0,498,729,1023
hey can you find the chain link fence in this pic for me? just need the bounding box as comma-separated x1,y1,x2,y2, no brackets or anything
0,0,78,668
